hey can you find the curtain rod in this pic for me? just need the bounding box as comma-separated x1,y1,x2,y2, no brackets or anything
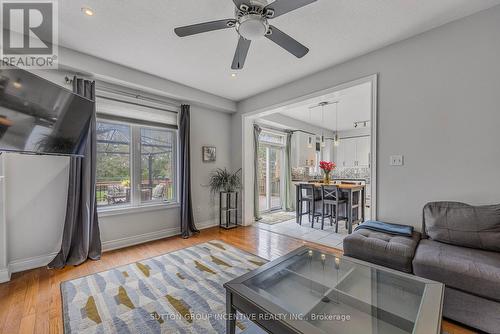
256,123,295,135
96,94,178,114
256,122,316,136
290,129,316,136
65,76,180,112
96,85,178,108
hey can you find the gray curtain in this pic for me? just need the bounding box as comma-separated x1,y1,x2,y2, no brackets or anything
284,131,294,211
179,105,199,238
253,124,262,220
48,77,101,269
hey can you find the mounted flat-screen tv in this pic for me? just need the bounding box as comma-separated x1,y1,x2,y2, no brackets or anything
0,65,93,156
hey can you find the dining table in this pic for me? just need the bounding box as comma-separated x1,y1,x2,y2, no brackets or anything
294,182,365,234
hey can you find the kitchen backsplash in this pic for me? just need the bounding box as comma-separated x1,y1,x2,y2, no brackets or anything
292,167,370,180
332,167,370,179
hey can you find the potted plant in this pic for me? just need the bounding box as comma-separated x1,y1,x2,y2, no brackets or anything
208,168,241,229
319,161,336,184
208,168,241,194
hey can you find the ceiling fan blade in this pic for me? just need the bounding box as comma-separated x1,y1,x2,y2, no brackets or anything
265,0,317,18
231,37,251,70
265,25,309,58
174,19,235,37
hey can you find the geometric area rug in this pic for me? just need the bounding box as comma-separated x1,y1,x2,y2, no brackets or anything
61,241,268,333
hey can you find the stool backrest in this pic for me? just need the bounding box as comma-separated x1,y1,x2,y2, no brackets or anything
321,185,340,202
300,184,315,201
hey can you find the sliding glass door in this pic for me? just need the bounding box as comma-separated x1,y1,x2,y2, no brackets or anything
258,144,282,212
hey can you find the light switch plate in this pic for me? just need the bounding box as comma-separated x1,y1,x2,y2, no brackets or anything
390,155,404,166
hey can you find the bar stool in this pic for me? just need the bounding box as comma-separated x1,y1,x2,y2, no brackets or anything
298,184,321,225
321,185,347,232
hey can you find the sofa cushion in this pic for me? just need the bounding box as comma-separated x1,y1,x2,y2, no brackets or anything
413,239,500,302
423,201,500,251
343,229,421,273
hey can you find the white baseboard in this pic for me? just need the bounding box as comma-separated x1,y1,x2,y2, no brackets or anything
0,267,10,283
101,227,180,251
102,219,217,251
4,219,219,279
197,219,219,230
8,252,58,274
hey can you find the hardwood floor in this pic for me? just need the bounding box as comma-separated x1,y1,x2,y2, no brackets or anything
0,225,476,334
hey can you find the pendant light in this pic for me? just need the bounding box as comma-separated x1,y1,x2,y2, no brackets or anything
307,106,314,148
334,102,340,146
320,102,327,148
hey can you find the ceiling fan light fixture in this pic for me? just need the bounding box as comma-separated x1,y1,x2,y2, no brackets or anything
237,14,268,40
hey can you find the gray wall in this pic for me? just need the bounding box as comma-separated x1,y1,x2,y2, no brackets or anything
234,6,500,228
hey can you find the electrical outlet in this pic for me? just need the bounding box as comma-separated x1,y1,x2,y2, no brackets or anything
390,155,404,166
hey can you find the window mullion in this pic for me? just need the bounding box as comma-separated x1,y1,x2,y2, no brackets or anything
131,125,141,207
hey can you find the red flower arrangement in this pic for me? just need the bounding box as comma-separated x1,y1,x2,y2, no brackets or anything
319,161,336,172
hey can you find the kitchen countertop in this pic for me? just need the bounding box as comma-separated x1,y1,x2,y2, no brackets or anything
293,181,365,190
292,178,368,182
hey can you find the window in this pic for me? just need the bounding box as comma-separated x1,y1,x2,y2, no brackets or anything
259,131,285,145
140,127,176,203
96,119,177,210
96,121,132,207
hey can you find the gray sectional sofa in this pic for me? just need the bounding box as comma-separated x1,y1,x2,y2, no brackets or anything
343,201,500,333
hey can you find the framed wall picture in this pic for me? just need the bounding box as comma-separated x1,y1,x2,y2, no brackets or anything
202,146,216,162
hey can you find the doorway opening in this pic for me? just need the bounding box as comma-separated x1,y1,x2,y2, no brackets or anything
241,75,378,248
258,142,283,213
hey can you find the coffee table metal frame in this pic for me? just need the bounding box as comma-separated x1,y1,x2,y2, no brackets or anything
224,246,444,334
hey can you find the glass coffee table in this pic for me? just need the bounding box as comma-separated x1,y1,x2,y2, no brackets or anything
224,246,443,334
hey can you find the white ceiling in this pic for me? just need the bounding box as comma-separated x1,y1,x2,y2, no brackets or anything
58,0,500,101
276,81,371,131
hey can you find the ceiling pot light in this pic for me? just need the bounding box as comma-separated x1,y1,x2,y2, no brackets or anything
81,7,95,16
236,14,268,40
231,73,237,77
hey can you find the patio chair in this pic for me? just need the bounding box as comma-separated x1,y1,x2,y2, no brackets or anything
152,183,166,200
105,184,129,204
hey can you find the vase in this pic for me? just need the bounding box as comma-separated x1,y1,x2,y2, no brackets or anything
323,171,331,184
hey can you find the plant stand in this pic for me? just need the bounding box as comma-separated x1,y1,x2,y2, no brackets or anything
219,191,239,229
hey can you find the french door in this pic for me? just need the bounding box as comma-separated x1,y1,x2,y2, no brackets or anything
258,145,282,212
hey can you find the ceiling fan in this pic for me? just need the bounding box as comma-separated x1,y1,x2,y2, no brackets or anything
174,0,317,70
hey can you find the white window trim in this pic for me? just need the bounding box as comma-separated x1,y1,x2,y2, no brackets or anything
98,202,180,217
96,117,179,215
259,130,286,147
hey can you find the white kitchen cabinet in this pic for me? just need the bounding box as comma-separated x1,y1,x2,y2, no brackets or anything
334,136,371,168
294,132,316,167
342,138,357,167
356,136,371,167
334,140,344,167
